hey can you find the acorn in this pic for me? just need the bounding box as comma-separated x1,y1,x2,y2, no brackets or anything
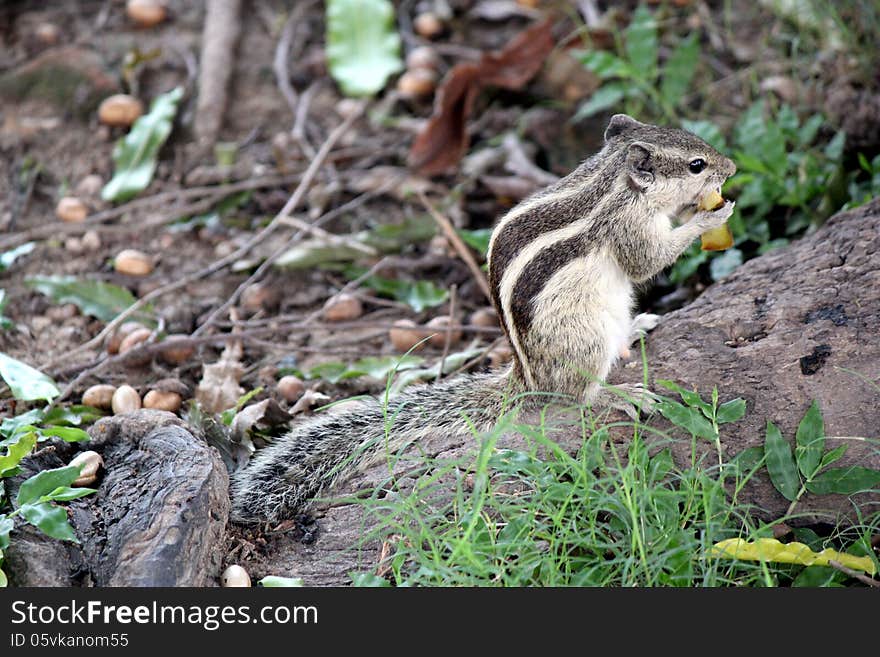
221,565,251,587
114,249,154,276
697,190,733,252
470,307,499,328
143,389,182,413
426,315,462,348
413,12,444,39
108,321,147,355
126,0,167,28
389,319,427,352
406,46,440,73
70,451,104,487
111,385,141,414
56,197,88,223
157,334,195,365
98,94,144,127
323,293,363,321
82,384,116,409
277,375,305,403
397,69,437,99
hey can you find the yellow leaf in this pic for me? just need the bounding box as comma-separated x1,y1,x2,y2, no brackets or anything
710,538,877,576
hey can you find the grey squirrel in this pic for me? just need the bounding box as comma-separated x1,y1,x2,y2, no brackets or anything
230,113,736,524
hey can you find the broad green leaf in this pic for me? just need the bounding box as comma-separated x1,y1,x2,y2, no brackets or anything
102,86,183,202
16,465,81,506
0,516,13,549
623,5,658,79
350,355,423,380
0,431,36,477
572,83,627,123
710,537,876,575
797,114,824,147
26,275,153,324
716,398,747,425
42,486,96,502
0,352,59,402
806,467,880,496
818,444,847,470
792,566,844,587
1,410,43,438
19,502,78,542
795,400,824,479
42,405,105,427
660,34,699,109
0,242,35,272
259,575,304,587
709,247,743,281
656,380,712,417
0,289,11,330
402,280,449,312
0,563,6,587
326,0,403,97
350,571,392,587
764,421,800,501
456,228,492,256
576,50,633,79
390,348,484,394
40,427,90,443
656,400,716,440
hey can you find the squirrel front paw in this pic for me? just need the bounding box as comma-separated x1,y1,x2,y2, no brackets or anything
693,200,735,230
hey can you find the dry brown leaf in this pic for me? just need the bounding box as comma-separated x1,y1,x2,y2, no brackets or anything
195,342,244,414
408,19,555,175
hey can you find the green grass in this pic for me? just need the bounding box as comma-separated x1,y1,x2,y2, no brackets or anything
344,376,880,587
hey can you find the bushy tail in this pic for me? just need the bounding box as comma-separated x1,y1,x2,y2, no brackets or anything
230,371,511,523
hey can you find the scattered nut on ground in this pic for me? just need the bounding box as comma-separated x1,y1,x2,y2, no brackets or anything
406,46,440,73
70,451,104,487
414,12,444,38
98,94,144,127
114,249,154,276
111,385,141,414
158,334,195,365
221,565,251,587
277,375,305,403
426,315,462,348
126,0,167,27
323,293,363,321
82,384,116,409
55,196,88,223
397,69,437,99
108,321,146,354
470,307,499,328
143,390,182,413
389,319,427,352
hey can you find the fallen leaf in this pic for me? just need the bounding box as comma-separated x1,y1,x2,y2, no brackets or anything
408,19,555,175
195,342,244,414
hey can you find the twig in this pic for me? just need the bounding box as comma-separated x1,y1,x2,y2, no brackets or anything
436,284,457,382
273,3,306,119
827,561,880,588
417,191,492,301
194,0,242,147
277,214,376,255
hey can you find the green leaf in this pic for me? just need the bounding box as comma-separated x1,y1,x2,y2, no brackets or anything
0,516,13,550
623,5,658,79
40,427,90,443
0,431,36,477
660,34,699,109
390,348,483,394
0,242,36,272
764,421,800,502
259,575,305,587
656,380,712,417
818,444,847,470
326,0,403,97
42,486,96,502
1,410,43,438
795,400,824,479
42,405,105,428
806,467,880,496
0,561,6,587
402,280,449,312
456,228,493,255
0,352,59,402
16,465,81,506
709,248,743,281
576,50,633,79
19,502,78,542
792,566,844,587
572,83,627,122
716,398,747,425
0,289,11,330
656,400,716,440
350,355,423,380
101,87,184,202
350,571,392,587
26,275,153,324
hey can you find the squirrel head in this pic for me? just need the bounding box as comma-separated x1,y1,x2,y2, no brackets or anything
604,114,736,212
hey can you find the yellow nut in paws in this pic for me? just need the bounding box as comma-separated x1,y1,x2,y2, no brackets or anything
698,190,733,251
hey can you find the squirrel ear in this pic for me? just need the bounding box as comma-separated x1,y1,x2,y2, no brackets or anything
605,114,644,141
625,142,654,191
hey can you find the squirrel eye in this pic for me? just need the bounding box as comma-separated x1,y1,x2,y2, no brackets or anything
689,158,707,174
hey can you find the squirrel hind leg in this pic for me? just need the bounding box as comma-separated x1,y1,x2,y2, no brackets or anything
229,447,312,524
